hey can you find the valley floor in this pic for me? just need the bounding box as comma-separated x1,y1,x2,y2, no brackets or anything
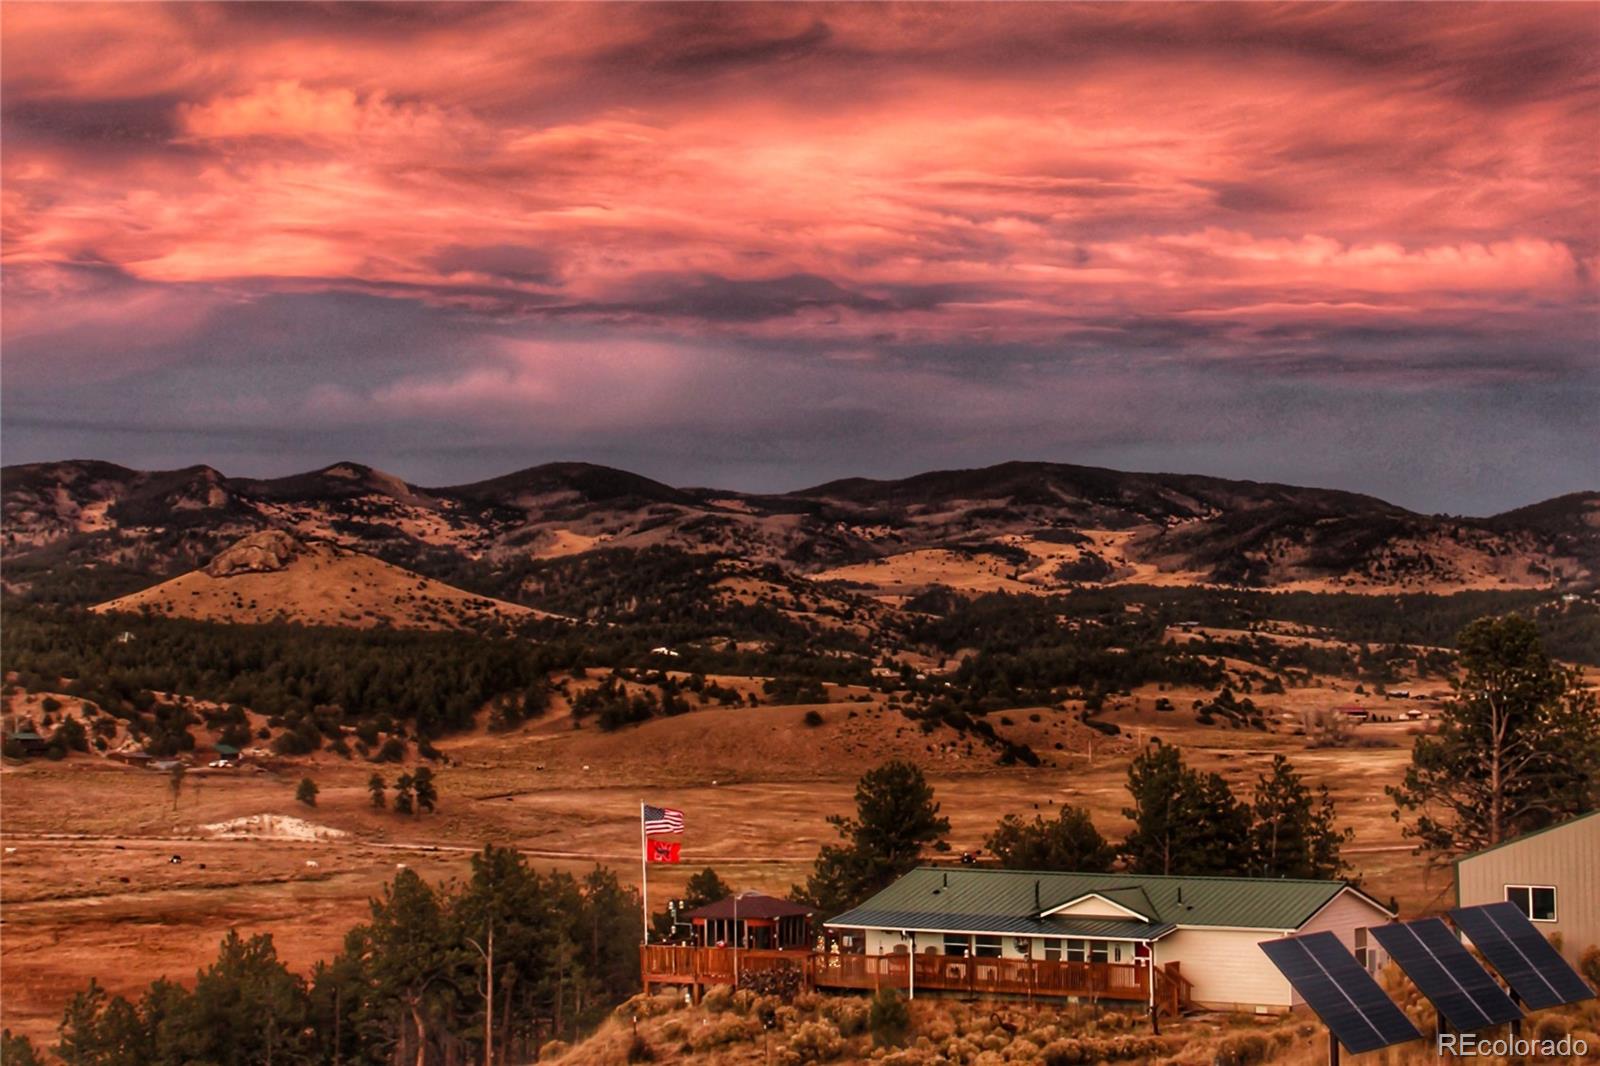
0,684,1453,1052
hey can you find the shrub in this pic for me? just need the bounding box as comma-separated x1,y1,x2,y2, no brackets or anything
701,984,734,1012
740,964,805,1001
787,1020,845,1061
626,1034,655,1063
1212,1033,1272,1066
802,710,825,728
868,988,911,1047
1580,945,1600,989
295,777,319,806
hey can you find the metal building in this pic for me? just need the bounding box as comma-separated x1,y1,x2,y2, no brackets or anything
1455,810,1600,968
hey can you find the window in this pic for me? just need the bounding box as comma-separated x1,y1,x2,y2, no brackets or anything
1089,941,1110,964
1042,939,1062,962
943,934,971,956
973,935,1003,958
1066,939,1087,962
1354,927,1376,974
1506,885,1557,922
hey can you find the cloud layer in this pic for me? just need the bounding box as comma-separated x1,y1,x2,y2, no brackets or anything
3,2,1596,511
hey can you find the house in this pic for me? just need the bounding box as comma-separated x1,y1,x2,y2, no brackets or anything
108,750,153,767
824,867,1394,1012
682,892,814,951
4,731,49,757
1336,705,1369,722
1455,810,1600,968
212,743,242,763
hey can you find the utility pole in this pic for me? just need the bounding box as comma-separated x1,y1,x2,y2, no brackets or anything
469,923,496,1066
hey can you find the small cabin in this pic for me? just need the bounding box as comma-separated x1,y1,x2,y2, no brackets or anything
683,892,814,951
212,743,241,763
5,731,49,757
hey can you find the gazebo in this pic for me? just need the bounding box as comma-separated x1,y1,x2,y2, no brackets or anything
683,892,814,951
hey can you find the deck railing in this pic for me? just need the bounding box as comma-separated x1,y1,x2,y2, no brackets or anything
641,946,1188,1011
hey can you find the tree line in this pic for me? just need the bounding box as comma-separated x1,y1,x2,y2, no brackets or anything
30,847,640,1066
793,615,1599,916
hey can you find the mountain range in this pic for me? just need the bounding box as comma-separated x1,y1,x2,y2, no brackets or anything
3,459,1596,618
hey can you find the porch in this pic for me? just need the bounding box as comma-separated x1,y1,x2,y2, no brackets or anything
640,945,1193,1015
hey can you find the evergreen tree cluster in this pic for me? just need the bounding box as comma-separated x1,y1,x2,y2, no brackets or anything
50,848,640,1065
1121,745,1349,879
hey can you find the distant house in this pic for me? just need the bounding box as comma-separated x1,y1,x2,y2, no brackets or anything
825,867,1394,1013
1455,811,1600,968
212,743,241,762
1336,706,1370,722
651,646,681,658
5,731,49,757
108,750,153,767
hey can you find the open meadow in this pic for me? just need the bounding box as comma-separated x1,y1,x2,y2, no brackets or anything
0,676,1452,1051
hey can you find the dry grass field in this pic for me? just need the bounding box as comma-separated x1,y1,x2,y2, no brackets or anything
0,675,1453,1052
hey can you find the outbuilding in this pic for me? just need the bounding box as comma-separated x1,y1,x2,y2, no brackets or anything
1455,810,1600,968
683,892,814,951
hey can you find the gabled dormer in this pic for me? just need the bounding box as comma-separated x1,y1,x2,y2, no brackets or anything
1039,886,1156,922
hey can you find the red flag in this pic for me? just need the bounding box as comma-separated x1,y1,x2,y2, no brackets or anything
647,839,681,864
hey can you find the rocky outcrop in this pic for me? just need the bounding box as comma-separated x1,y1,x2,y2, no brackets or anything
204,529,304,577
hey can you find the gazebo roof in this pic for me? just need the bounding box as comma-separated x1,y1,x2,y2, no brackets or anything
684,892,814,922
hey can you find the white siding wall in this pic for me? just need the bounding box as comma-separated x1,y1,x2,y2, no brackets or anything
1048,897,1142,919
1298,890,1393,994
1157,928,1294,1011
858,928,1131,961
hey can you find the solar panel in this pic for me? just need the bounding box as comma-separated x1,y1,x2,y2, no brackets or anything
1370,919,1522,1032
1450,902,1596,1009
1260,932,1422,1053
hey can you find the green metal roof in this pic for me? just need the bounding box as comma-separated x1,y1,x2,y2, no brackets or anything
826,867,1383,935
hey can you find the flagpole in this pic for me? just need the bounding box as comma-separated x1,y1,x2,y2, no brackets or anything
640,801,649,945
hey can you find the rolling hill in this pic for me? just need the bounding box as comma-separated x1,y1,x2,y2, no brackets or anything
90,529,537,631
3,458,1595,611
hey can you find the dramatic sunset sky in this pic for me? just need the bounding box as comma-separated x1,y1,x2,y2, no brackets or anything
3,2,1596,512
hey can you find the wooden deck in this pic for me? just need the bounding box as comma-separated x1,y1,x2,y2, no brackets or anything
641,946,1193,1015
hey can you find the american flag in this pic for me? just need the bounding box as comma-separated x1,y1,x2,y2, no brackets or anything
642,804,685,834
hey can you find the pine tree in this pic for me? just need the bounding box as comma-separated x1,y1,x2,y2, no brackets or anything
296,777,319,807
985,805,1115,872
368,772,386,808
1390,615,1600,860
393,773,415,815
411,766,437,814
1251,755,1349,878
797,760,949,913
1122,743,1251,876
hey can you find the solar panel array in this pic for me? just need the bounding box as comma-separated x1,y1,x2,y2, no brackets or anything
1370,918,1522,1032
1450,901,1596,1009
1260,931,1422,1053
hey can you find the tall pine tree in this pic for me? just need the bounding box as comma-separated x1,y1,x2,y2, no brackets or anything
1121,743,1251,875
